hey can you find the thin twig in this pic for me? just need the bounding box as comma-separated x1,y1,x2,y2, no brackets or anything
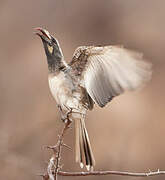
43,108,72,180
54,121,70,179
58,169,165,177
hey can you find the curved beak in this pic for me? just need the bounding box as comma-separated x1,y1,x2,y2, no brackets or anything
34,27,51,40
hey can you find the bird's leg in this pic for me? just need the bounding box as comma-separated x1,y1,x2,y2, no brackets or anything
57,104,72,126
63,105,73,126
65,107,73,128
57,105,67,122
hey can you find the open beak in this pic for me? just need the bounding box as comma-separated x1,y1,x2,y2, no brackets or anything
34,27,51,40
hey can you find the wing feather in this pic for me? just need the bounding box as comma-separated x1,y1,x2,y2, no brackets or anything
70,46,152,107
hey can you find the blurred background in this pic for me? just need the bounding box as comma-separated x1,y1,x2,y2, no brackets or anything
0,0,165,179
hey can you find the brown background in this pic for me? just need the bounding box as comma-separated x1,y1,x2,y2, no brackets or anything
0,0,165,180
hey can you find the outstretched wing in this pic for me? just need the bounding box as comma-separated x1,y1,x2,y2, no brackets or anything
69,46,152,107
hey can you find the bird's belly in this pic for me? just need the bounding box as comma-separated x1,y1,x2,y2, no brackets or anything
48,72,81,111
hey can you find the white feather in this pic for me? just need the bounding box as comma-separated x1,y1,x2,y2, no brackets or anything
82,46,152,107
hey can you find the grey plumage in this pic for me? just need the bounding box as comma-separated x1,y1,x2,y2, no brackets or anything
35,28,152,171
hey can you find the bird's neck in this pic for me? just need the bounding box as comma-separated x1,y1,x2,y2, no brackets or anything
46,43,67,74
47,57,67,74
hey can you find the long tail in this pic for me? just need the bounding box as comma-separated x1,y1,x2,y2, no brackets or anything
75,117,95,171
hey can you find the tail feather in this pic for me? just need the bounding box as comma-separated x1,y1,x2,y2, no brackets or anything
79,119,85,168
75,118,95,171
80,119,90,168
82,120,95,170
75,118,80,163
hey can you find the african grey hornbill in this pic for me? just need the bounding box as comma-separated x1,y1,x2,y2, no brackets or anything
35,27,152,171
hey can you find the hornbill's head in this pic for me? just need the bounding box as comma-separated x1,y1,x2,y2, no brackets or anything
35,27,63,72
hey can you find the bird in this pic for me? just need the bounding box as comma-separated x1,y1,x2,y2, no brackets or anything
35,27,152,171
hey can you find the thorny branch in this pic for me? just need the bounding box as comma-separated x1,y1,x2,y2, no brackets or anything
41,108,72,180
40,109,165,179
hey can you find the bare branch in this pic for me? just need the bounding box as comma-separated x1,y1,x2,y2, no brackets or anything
58,169,165,177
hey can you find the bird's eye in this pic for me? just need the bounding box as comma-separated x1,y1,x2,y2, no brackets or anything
47,44,53,54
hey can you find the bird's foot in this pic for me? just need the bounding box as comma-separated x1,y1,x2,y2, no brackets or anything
57,105,68,122
64,107,73,127
58,105,73,127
